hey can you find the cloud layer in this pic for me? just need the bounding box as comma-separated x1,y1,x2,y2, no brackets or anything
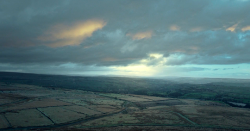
1,0,250,77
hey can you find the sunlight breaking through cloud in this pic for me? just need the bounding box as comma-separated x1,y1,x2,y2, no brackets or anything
112,65,156,76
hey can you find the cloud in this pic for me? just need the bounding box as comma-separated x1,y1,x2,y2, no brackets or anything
126,31,153,40
121,41,138,53
0,63,116,76
1,0,250,78
226,23,238,32
190,27,203,32
241,26,250,31
170,25,180,31
139,53,167,66
102,57,117,62
38,19,106,47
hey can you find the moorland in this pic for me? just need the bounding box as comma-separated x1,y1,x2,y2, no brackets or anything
0,72,250,130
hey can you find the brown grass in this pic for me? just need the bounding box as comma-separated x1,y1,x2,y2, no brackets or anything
5,109,53,127
63,105,102,116
6,98,71,111
38,106,86,124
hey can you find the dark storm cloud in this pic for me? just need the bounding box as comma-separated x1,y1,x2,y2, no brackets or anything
0,63,116,75
1,0,250,69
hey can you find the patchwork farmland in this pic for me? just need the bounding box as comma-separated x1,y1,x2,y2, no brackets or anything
0,83,250,130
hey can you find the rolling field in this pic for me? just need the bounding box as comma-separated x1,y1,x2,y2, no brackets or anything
37,107,86,124
0,82,250,130
72,114,140,128
63,105,102,116
5,109,53,127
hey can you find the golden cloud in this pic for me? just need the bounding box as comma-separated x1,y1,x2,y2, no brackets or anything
127,31,153,40
39,19,106,47
241,26,250,32
170,25,180,31
226,23,238,32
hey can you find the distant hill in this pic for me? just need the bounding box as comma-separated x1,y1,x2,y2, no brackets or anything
0,71,250,108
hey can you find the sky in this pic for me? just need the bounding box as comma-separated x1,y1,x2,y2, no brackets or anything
0,0,250,78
